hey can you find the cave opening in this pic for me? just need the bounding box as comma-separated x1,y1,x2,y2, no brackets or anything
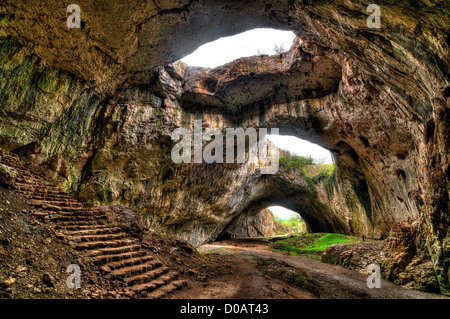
214,133,339,242
267,206,306,236
179,28,296,68
267,134,334,165
218,204,307,240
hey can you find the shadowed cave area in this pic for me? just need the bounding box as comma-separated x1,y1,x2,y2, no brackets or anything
0,0,448,297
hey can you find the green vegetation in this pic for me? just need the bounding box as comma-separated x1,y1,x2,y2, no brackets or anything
96,180,113,194
270,233,362,260
303,163,335,187
272,213,306,235
279,152,315,170
278,150,336,191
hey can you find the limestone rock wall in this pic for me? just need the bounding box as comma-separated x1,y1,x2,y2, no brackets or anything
323,218,440,293
221,209,279,238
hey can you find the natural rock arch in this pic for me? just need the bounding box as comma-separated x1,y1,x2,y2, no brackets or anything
220,173,349,238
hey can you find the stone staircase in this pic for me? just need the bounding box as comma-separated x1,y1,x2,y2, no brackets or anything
0,148,186,298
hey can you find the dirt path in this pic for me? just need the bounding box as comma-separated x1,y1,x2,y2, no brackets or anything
170,243,317,299
170,239,447,299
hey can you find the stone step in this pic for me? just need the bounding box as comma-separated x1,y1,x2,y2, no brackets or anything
124,266,169,286
14,177,47,185
29,197,81,206
0,151,20,160
17,188,73,198
147,279,187,299
130,271,179,294
30,203,88,213
109,259,163,279
86,244,142,258
57,224,113,231
14,174,52,183
0,156,22,168
30,211,51,219
46,209,107,218
56,220,107,228
13,183,66,194
0,157,20,164
43,206,100,213
24,193,75,202
0,149,20,157
65,226,122,236
57,221,109,229
15,184,59,192
75,239,134,250
105,255,155,271
28,199,84,209
50,214,108,223
68,232,128,243
91,250,146,264
34,211,106,224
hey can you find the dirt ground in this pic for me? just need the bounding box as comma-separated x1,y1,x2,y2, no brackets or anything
0,186,128,299
0,185,224,299
170,238,448,299
1,183,448,300
171,246,317,299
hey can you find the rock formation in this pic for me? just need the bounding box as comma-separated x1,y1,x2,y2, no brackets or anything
220,208,279,238
0,1,448,294
323,218,440,293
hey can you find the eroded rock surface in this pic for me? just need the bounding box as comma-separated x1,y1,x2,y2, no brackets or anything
323,219,440,293
220,208,279,239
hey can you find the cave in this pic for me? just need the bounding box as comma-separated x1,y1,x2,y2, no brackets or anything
220,205,305,239
179,28,297,68
0,0,448,296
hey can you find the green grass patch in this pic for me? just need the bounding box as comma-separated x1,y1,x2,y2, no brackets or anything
270,233,361,260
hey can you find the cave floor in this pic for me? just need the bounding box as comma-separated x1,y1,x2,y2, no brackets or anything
169,238,447,299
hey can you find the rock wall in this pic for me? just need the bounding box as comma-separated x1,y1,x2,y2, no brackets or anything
0,1,448,294
323,218,440,293
220,209,279,238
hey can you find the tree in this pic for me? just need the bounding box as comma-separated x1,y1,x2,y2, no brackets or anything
256,49,266,55
273,44,287,56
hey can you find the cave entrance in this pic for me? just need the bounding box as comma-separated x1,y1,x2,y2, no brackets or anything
267,134,334,165
218,205,306,240
216,134,339,241
179,28,296,68
268,206,306,236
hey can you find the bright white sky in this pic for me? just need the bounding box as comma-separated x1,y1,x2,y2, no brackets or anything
268,206,299,220
267,135,333,164
180,28,296,68
180,28,332,221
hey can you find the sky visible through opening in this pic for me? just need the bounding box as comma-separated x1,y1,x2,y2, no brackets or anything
267,135,333,220
180,28,296,68
268,206,299,220
267,135,333,219
267,135,333,164
180,28,333,221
